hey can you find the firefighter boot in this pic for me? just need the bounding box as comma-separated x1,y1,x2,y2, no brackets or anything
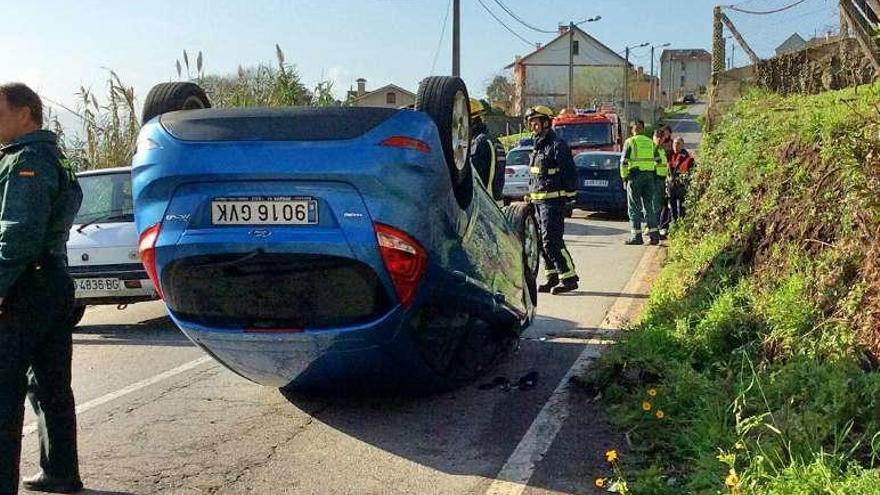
538,274,559,293
551,276,579,295
649,231,661,246
624,234,644,245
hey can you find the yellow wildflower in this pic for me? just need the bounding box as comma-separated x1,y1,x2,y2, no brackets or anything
725,469,740,488
595,477,607,488
647,388,657,397
735,441,745,450
655,410,665,419
605,449,618,463
642,401,652,411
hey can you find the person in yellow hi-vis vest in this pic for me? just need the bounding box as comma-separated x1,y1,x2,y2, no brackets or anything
620,120,664,245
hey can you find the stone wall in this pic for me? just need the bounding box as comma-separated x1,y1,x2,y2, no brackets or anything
706,38,875,129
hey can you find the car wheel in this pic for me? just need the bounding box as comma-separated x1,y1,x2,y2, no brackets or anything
502,202,539,305
415,76,472,209
141,82,211,125
67,303,86,330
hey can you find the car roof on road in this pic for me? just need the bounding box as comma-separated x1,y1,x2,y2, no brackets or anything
575,151,621,156
76,166,132,177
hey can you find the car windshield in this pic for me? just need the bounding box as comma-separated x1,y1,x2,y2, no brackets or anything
74,171,134,225
575,154,621,171
555,123,612,147
506,149,532,166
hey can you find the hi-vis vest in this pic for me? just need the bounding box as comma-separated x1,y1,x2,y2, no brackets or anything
620,135,662,179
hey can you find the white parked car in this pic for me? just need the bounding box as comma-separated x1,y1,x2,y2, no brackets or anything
66,167,158,326
503,144,531,202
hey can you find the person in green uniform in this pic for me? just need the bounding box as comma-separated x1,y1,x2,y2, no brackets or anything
620,120,664,245
0,83,84,494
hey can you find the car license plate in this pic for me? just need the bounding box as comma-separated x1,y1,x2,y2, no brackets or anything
211,197,318,225
75,278,122,294
583,179,609,187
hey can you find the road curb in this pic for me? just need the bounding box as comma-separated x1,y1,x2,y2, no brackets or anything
485,245,666,495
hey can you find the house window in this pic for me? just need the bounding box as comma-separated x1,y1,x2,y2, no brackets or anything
572,40,579,55
386,92,396,105
680,75,686,87
681,62,686,71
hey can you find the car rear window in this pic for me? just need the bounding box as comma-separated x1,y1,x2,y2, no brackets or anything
575,154,621,171
506,149,531,166
75,171,134,225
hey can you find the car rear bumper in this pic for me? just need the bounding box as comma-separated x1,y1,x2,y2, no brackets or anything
574,190,627,212
172,308,411,391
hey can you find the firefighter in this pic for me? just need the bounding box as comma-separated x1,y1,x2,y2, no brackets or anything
525,106,579,294
621,120,664,245
653,129,670,237
469,99,505,204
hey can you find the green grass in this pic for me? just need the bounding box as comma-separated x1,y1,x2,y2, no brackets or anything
586,84,880,494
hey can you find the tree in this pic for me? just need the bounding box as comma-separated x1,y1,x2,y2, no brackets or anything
486,74,515,114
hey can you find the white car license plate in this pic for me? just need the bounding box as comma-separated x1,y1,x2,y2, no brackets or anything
583,179,609,187
211,197,318,225
75,278,122,294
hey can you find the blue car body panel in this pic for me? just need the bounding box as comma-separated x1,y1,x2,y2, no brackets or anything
132,107,534,391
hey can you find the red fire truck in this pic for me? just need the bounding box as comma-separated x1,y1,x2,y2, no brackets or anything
552,107,623,154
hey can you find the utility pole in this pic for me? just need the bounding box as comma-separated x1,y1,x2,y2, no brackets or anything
566,16,601,109
623,46,629,127
568,22,575,108
623,42,648,130
452,0,460,77
650,43,670,106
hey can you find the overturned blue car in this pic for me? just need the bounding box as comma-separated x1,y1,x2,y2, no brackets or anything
132,77,538,393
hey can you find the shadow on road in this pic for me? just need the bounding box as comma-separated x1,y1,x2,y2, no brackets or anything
73,316,194,348
563,222,628,237
277,313,614,492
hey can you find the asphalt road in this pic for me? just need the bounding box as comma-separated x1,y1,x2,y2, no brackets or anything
17,107,703,494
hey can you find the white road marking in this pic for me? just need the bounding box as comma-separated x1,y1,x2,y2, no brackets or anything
485,247,660,495
23,356,214,436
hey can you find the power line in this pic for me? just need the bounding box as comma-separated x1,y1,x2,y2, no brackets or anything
491,0,557,34
475,0,535,47
725,0,808,15
430,0,452,74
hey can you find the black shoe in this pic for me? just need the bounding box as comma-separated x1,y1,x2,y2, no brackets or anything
624,236,644,245
649,233,661,246
22,472,83,494
550,277,579,294
538,275,559,293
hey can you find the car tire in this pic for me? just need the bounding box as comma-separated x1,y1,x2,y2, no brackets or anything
67,303,86,330
502,202,539,305
415,76,472,209
141,82,211,125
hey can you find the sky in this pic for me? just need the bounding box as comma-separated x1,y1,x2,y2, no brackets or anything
2,0,841,132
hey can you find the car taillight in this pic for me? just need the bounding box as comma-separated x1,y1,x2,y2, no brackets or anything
137,223,164,299
380,136,431,153
374,223,427,307
505,167,515,175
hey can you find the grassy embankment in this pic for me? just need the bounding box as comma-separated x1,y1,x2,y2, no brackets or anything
586,84,880,494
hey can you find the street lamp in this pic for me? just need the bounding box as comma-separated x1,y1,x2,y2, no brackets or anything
567,15,602,108
623,42,648,127
650,42,670,104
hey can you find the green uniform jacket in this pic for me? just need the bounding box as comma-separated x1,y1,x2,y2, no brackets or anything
0,131,82,297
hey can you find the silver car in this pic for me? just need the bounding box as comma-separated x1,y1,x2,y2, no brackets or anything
503,145,531,201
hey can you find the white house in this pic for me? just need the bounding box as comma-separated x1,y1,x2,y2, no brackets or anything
347,78,415,108
505,25,630,116
659,49,711,101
